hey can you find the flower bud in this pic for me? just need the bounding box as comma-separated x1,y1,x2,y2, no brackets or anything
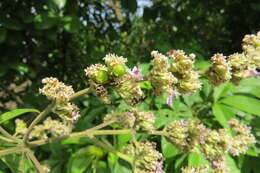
112,64,127,77
85,64,109,84
95,70,109,84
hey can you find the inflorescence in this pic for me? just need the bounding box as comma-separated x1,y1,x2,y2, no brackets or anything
12,31,260,173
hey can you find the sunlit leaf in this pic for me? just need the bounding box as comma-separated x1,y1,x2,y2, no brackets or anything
220,95,260,116
0,109,39,124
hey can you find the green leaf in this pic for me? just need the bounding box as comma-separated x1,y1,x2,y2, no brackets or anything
67,146,104,173
161,137,179,158
188,153,207,167
220,95,260,116
52,0,66,9
0,28,7,43
212,103,235,128
113,160,131,173
117,134,132,150
0,109,39,124
34,13,57,30
225,155,240,173
213,82,234,102
63,16,81,33
1,153,34,173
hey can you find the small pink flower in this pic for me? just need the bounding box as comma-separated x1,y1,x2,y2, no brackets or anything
129,66,143,80
166,89,179,106
247,68,260,77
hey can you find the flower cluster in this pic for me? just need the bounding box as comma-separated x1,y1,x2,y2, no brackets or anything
168,50,201,94
228,119,256,156
181,166,209,173
104,109,155,131
39,77,80,122
228,53,249,85
207,32,260,86
39,77,74,103
242,31,260,68
164,119,255,173
15,117,73,139
124,140,164,173
165,120,206,152
149,51,178,96
84,54,144,106
114,73,144,105
206,53,232,86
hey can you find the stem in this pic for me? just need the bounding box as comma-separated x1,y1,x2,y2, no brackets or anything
69,88,90,101
23,102,55,143
198,70,207,75
150,130,168,136
0,126,19,142
0,146,26,156
87,119,115,131
90,137,133,164
28,129,133,147
26,149,45,173
0,135,16,143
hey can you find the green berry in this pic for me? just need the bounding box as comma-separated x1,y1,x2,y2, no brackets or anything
95,70,109,84
113,64,126,77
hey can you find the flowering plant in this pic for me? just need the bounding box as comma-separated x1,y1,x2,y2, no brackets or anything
0,32,259,173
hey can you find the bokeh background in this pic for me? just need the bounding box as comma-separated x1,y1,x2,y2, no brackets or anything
0,0,260,172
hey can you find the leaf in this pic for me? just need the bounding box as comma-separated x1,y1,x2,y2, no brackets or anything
188,153,207,167
52,0,66,9
212,103,235,128
67,146,104,173
220,95,260,116
117,134,132,150
62,16,81,33
113,160,131,173
225,155,240,173
213,82,234,102
161,137,179,158
0,28,7,43
34,13,57,30
1,153,35,173
0,109,39,124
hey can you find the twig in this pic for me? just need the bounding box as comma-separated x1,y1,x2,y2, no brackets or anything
23,101,55,143
26,149,45,173
90,137,133,164
0,126,20,142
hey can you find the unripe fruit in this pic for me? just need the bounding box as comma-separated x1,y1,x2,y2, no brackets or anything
113,64,126,77
95,70,109,84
